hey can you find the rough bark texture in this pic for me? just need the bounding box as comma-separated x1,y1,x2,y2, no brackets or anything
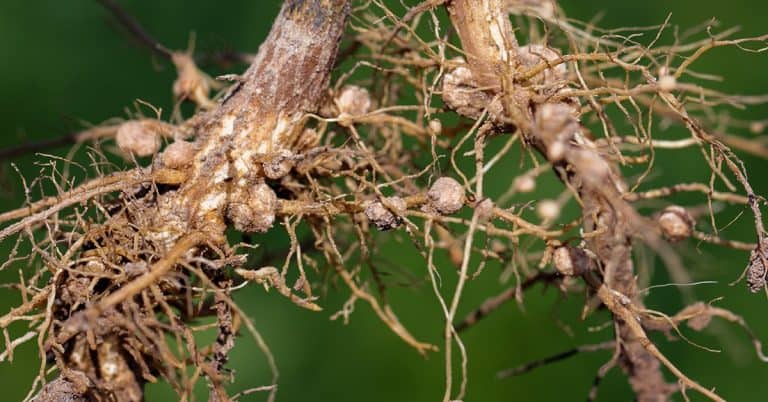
447,0,520,88
31,378,87,402
162,0,351,241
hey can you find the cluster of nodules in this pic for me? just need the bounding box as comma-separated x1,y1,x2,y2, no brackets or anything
228,149,316,234
365,177,465,231
442,44,573,125
115,119,198,169
441,42,585,178
227,181,279,233
552,205,696,277
229,175,466,234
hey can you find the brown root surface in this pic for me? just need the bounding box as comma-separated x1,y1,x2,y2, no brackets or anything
1,0,768,401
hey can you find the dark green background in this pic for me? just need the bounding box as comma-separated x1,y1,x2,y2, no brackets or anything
2,1,768,401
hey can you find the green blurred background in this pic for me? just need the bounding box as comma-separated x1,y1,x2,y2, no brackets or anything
2,1,768,401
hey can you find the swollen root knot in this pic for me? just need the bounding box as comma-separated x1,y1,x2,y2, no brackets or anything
336,85,372,126
161,140,196,168
172,52,213,107
533,103,580,162
226,182,278,233
475,198,495,221
536,199,560,221
513,175,536,193
427,177,465,215
747,239,768,293
658,205,694,242
32,378,88,402
116,120,166,157
336,85,372,116
428,119,442,135
441,60,505,122
263,150,296,179
553,245,589,276
365,196,407,231
657,67,677,92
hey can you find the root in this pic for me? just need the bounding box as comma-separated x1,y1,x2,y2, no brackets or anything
2,0,767,400
497,341,615,379
0,170,145,233
593,282,723,401
455,271,559,332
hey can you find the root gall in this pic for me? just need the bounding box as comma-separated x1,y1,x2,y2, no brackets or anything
161,140,196,168
658,206,694,242
442,61,505,121
116,120,162,157
553,245,589,276
427,177,465,215
514,175,536,193
227,182,278,233
263,150,296,179
365,196,407,231
336,85,372,117
536,199,560,221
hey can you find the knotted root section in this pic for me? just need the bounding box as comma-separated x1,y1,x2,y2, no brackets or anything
2,1,351,401
440,0,768,400
2,0,768,401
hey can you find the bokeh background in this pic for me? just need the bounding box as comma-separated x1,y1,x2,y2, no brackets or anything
2,1,768,401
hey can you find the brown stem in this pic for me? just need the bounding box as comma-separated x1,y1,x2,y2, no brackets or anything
226,0,350,116
33,4,352,401
169,0,351,235
443,1,713,400
446,0,519,88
